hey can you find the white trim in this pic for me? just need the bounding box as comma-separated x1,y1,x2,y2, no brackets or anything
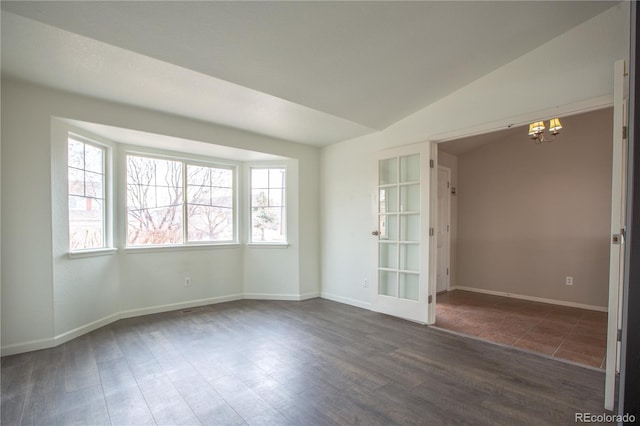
243,292,313,301
430,95,613,144
119,294,244,318
1,337,57,357
321,292,372,310
1,312,120,357
299,292,321,300
123,244,241,254
68,248,118,259
449,286,607,312
0,292,323,355
246,243,290,249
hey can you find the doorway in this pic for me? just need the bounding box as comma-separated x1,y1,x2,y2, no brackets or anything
433,108,614,370
436,166,451,294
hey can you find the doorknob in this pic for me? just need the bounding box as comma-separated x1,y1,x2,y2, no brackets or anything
371,230,380,236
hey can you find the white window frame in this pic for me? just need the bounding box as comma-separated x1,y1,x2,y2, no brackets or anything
124,151,238,248
249,166,288,245
67,134,111,253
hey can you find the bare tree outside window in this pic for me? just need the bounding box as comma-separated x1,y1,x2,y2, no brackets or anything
251,168,286,243
126,156,183,246
126,155,235,246
187,165,234,242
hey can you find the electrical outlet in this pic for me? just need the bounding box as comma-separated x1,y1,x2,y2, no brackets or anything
184,277,191,287
363,279,369,288
565,276,573,286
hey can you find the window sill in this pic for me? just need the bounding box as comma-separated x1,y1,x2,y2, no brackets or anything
247,243,290,249
124,243,241,254
68,248,118,259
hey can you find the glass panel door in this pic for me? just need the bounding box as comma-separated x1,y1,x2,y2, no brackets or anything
373,144,432,324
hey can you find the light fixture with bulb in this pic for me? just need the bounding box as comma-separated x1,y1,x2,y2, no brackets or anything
528,118,562,144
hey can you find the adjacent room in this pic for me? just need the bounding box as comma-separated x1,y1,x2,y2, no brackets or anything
434,108,612,369
1,1,636,424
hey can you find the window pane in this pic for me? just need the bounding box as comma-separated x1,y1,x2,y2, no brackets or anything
269,169,285,188
187,205,233,242
156,185,182,208
211,187,233,208
68,139,84,169
85,171,104,199
379,158,397,185
84,144,104,174
68,137,106,250
187,165,210,186
69,197,104,250
68,168,85,197
268,189,284,207
251,206,285,242
186,164,234,242
126,155,184,246
251,168,286,243
252,169,269,188
187,184,211,205
127,206,183,246
155,159,182,187
378,270,397,297
399,154,419,183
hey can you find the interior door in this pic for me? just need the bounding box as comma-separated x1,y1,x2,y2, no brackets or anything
436,166,451,293
605,59,628,411
372,143,434,324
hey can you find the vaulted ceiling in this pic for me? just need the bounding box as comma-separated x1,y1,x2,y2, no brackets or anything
1,1,615,146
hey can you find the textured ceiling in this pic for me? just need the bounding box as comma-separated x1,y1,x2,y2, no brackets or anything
1,1,615,146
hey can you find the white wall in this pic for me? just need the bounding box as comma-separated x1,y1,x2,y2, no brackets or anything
456,109,612,308
1,78,321,355
321,3,629,308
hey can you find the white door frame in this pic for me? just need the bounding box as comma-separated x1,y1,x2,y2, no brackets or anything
436,165,452,294
605,59,628,411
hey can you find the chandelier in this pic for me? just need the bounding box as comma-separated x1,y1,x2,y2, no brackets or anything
528,118,562,144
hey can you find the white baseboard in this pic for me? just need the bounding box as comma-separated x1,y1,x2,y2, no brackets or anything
1,336,57,357
119,294,244,319
1,312,121,357
300,291,321,300
321,292,371,310
244,291,321,301
449,286,608,312
244,293,303,301
1,292,321,356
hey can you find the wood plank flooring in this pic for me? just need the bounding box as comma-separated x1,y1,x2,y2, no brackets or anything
2,298,607,425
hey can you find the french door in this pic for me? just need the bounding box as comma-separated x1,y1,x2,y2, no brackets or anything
605,59,628,411
372,143,436,324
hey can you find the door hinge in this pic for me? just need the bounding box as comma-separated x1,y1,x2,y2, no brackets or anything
612,232,625,245
446,267,449,275
428,295,433,304
447,181,450,189
623,125,628,140
430,159,434,168
446,224,449,232
617,329,623,342
429,227,434,236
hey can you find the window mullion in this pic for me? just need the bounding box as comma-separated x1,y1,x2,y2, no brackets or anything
183,161,188,244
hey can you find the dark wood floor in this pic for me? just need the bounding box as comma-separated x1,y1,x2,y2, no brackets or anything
2,298,607,425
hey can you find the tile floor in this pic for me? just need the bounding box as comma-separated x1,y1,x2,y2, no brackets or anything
435,290,608,368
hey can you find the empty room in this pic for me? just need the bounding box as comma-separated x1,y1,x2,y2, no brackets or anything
434,108,612,369
2,1,639,425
